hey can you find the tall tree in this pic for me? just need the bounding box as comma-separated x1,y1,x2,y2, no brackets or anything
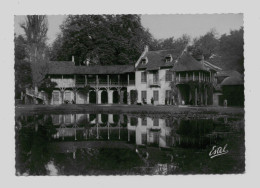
20,15,49,89
14,34,32,99
50,15,154,65
189,29,219,60
218,27,244,73
149,34,190,54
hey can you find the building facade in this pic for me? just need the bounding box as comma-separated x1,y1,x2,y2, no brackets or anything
26,46,226,106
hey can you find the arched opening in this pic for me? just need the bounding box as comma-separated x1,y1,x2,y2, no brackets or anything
122,90,127,104
113,90,119,104
101,90,108,104
89,90,96,104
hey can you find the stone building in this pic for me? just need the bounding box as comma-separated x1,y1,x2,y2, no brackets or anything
24,46,245,106
134,46,221,105
46,61,136,105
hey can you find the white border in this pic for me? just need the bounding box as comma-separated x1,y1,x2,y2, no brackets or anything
1,0,260,188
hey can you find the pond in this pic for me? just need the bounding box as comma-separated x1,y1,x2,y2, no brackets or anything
15,112,245,175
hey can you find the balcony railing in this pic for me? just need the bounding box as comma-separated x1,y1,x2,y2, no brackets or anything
76,80,133,87
175,76,211,84
148,80,160,87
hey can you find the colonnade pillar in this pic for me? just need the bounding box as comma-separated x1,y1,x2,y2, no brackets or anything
108,114,114,124
205,88,208,106
195,88,198,106
86,93,89,104
108,90,113,104
97,90,102,104
98,114,102,124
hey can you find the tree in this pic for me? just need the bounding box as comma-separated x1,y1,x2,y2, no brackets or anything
78,85,91,103
50,15,154,65
218,27,244,73
39,78,57,104
14,35,32,99
150,34,190,53
20,15,49,90
189,29,219,60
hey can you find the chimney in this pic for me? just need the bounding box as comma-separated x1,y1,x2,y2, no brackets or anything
144,45,149,52
72,56,75,63
86,58,90,66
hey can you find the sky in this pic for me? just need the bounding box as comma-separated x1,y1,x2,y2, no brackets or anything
14,14,243,45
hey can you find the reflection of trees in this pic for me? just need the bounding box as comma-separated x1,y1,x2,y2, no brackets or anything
76,114,90,127
52,148,144,175
176,119,214,138
175,119,215,148
15,115,57,175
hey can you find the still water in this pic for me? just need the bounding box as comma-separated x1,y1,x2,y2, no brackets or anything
15,112,245,175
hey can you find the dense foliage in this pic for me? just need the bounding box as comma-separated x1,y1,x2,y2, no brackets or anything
39,78,57,101
188,27,244,73
50,15,154,65
14,35,32,99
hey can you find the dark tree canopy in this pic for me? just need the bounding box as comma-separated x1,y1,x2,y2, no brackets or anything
14,35,32,99
188,29,219,60
188,27,244,73
150,34,190,53
218,27,244,72
50,15,154,65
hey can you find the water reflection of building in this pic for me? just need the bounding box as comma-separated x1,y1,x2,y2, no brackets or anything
128,117,177,148
51,114,180,149
50,113,229,150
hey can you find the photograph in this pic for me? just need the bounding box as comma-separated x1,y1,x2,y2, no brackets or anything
14,14,244,175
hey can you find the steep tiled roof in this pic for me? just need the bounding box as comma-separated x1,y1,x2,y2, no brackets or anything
136,49,180,71
172,52,222,72
220,70,244,86
173,52,208,72
47,61,75,74
216,70,242,78
47,61,135,75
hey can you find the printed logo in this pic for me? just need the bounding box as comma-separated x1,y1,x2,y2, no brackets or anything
209,144,229,158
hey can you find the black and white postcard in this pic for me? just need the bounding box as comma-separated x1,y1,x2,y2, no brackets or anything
1,0,260,187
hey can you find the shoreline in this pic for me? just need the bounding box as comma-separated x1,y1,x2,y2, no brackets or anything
15,104,244,117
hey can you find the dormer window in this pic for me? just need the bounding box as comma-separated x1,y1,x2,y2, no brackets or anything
165,54,172,63
141,57,148,65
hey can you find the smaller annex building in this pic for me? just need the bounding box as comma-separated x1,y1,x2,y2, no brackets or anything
46,62,136,105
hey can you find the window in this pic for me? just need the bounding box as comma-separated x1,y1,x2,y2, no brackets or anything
65,114,72,124
141,59,146,64
52,115,60,125
165,54,172,62
153,133,159,145
141,72,147,83
64,92,71,101
53,92,60,104
154,118,159,126
153,90,159,101
141,91,147,102
142,117,147,126
153,71,159,83
166,70,172,81
141,57,147,65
